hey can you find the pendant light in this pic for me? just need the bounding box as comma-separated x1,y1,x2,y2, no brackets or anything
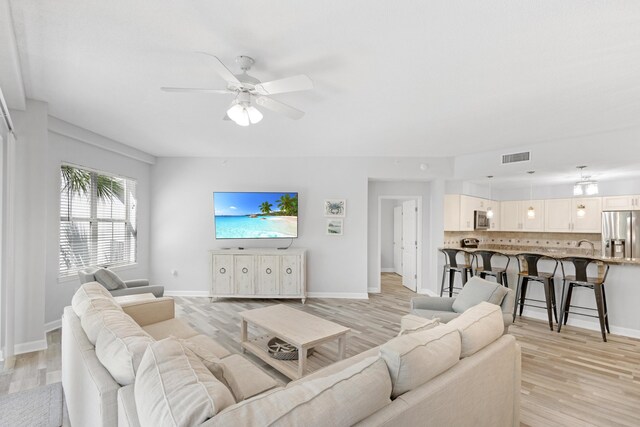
573,166,598,196
486,176,494,219
527,171,536,219
576,204,586,218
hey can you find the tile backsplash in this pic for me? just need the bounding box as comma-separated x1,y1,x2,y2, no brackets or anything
444,231,602,254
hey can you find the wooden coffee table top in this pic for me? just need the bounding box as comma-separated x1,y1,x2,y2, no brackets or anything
240,304,350,347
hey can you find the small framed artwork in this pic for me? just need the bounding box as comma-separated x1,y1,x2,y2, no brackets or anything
326,219,344,235
324,199,346,217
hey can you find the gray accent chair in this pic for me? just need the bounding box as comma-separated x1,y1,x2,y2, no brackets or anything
78,267,164,297
411,276,515,331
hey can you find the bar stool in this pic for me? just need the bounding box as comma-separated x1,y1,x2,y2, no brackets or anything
472,250,510,287
440,248,474,297
513,253,559,331
558,257,611,342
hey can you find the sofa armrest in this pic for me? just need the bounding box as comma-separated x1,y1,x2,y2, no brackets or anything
501,288,516,316
124,279,149,288
110,285,164,298
410,296,455,311
121,297,175,327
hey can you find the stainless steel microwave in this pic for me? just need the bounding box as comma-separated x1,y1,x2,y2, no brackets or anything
474,210,489,230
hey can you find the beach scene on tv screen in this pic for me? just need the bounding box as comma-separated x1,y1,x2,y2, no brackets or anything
214,192,298,239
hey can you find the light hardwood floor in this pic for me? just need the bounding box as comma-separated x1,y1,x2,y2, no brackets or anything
2,272,639,427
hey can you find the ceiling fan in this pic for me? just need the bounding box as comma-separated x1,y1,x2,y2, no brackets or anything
161,53,314,126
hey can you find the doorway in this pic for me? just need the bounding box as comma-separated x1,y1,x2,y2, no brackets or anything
377,196,422,294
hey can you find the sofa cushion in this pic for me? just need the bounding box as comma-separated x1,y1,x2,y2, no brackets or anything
80,299,125,344
399,315,440,336
94,268,127,291
142,318,198,341
95,314,154,385
209,356,392,427
135,338,235,427
447,301,504,358
451,276,508,313
71,282,114,317
181,334,231,359
380,325,461,398
219,354,279,401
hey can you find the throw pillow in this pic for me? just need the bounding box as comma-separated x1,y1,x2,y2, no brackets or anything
135,338,235,427
71,282,114,317
380,324,461,398
94,268,127,291
79,298,125,344
447,301,504,358
451,276,508,313
398,315,440,336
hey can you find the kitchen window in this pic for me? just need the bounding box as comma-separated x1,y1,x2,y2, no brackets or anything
59,164,137,278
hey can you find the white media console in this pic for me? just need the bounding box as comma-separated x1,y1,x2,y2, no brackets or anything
209,248,307,303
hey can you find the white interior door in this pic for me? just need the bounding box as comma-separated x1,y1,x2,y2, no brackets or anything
401,200,417,291
393,206,403,275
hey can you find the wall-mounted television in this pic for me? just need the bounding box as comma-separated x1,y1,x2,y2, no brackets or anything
213,192,299,239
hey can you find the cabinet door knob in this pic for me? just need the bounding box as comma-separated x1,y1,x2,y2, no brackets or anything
242,267,248,274
286,268,293,274
219,268,226,274
266,268,272,274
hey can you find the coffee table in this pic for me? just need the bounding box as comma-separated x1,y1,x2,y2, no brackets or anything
240,304,350,380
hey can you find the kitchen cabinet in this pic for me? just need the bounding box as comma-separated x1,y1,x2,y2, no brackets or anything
602,195,640,211
486,200,500,231
500,200,545,231
545,199,572,232
545,198,602,233
444,195,460,231
459,195,489,231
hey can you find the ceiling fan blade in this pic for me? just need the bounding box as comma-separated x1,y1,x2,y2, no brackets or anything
255,96,305,120
197,52,241,84
161,87,232,94
254,74,313,95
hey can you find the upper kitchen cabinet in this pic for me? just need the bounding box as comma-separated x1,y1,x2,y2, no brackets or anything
486,200,500,231
602,195,640,211
444,195,461,231
459,195,489,231
500,200,545,231
544,197,601,233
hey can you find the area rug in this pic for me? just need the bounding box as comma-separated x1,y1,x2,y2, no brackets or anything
0,382,63,427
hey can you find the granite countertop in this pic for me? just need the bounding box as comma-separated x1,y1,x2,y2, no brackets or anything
441,246,640,265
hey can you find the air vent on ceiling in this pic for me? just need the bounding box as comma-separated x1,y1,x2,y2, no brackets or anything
501,151,531,164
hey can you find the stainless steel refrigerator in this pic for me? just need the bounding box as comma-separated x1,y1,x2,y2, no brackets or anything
602,211,640,258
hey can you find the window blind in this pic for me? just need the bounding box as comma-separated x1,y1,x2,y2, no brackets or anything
59,165,137,278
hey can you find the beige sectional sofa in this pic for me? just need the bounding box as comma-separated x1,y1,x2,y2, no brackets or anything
62,283,521,427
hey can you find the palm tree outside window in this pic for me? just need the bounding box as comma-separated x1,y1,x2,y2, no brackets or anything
59,165,137,278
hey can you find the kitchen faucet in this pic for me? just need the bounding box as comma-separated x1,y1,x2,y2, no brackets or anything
576,239,595,257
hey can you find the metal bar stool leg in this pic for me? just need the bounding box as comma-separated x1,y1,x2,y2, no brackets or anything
593,283,608,342
502,272,509,288
440,265,447,297
518,277,529,317
448,268,455,297
563,283,574,325
602,285,610,333
542,278,554,331
513,276,523,322
550,278,558,323
557,279,568,333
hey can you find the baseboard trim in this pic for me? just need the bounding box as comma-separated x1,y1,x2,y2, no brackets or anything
417,288,437,296
45,319,62,332
164,290,210,297
368,287,381,293
380,268,395,273
14,339,48,355
307,292,369,300
521,308,640,339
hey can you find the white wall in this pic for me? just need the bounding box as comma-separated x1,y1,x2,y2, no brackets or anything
380,199,396,270
9,100,48,351
367,181,437,293
44,126,153,327
150,157,451,298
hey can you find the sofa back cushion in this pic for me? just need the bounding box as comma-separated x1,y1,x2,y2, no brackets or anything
208,356,391,427
135,339,235,427
451,276,508,313
79,298,124,344
95,314,154,385
94,268,127,291
398,315,440,336
71,282,114,317
380,325,461,398
447,301,504,358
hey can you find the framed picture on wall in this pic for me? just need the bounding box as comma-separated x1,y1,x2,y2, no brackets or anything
326,219,344,235
324,199,346,217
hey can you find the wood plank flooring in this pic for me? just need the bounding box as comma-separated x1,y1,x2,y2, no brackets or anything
2,272,639,426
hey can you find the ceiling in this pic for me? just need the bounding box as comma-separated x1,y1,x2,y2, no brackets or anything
5,0,640,159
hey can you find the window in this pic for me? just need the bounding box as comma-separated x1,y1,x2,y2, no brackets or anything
59,165,137,278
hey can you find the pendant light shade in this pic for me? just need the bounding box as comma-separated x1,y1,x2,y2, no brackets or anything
576,204,586,218
573,166,598,196
526,171,535,219
486,207,494,219
527,206,536,219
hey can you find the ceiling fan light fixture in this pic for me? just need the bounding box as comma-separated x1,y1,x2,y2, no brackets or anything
246,105,263,124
